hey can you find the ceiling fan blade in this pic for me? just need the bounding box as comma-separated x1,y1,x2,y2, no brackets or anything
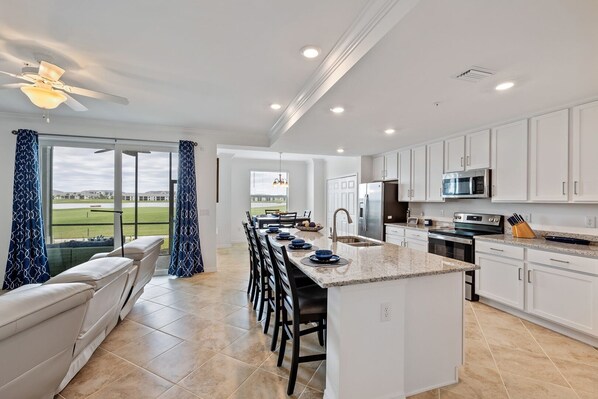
62,92,88,112
94,149,113,154
61,84,129,105
38,61,65,82
0,70,36,83
0,83,26,89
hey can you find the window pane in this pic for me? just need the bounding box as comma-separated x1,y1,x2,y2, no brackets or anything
249,171,288,216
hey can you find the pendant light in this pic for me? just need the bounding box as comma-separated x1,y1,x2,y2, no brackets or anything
272,152,289,188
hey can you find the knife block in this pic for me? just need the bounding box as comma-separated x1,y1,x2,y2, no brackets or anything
512,222,536,238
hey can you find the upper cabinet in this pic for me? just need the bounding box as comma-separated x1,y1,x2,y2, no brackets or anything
529,109,569,202
372,153,398,181
426,141,444,202
398,148,411,202
444,130,490,172
572,101,598,202
492,120,528,202
411,146,427,201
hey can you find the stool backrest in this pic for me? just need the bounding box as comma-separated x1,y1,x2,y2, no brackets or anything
245,211,253,225
249,226,267,279
258,232,278,288
270,241,298,313
303,210,311,218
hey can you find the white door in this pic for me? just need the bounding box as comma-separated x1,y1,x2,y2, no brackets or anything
527,263,598,336
372,156,385,182
326,175,358,236
529,109,569,202
398,149,411,202
491,120,528,202
444,136,465,172
385,152,398,180
572,101,598,202
476,253,525,310
465,130,490,170
411,146,426,202
426,141,444,202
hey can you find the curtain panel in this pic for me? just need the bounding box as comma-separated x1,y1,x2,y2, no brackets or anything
3,129,50,289
169,140,204,277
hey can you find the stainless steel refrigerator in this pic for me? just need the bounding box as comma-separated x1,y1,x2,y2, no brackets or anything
358,182,409,241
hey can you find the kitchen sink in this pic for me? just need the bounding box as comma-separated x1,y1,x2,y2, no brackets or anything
334,236,383,247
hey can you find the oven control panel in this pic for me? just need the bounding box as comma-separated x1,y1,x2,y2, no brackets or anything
453,213,502,226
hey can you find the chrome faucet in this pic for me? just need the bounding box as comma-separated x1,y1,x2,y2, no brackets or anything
332,208,353,242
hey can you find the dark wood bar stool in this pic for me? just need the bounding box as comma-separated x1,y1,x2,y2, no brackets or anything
242,222,258,309
248,226,269,321
270,241,327,395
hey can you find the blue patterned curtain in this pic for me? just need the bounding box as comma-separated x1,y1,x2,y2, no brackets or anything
3,129,50,289
169,140,204,277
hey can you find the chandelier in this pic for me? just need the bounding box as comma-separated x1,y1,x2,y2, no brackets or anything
272,152,289,187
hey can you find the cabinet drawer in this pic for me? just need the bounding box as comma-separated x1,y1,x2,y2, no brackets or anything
475,241,524,260
405,229,428,241
527,249,598,276
385,234,403,246
386,226,404,236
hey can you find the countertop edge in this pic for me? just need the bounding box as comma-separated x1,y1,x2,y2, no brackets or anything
475,235,598,258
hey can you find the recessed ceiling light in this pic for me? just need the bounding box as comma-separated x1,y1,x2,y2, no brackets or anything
337,148,345,153
495,81,515,91
384,128,396,135
300,46,320,59
270,103,282,110
330,106,345,114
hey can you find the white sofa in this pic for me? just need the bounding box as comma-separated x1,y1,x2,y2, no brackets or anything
91,236,164,319
0,283,94,399
45,257,134,391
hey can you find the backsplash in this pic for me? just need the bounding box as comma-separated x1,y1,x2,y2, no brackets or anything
409,199,598,237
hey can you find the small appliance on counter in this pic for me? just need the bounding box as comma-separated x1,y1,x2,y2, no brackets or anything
507,214,536,238
544,235,591,246
424,219,433,227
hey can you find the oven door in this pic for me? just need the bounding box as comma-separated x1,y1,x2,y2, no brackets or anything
428,233,474,263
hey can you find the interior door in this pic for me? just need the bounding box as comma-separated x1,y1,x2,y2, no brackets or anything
326,175,358,236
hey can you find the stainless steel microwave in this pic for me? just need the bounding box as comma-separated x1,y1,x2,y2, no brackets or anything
441,169,491,199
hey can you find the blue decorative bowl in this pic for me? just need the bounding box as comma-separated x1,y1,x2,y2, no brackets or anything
291,238,305,246
278,232,290,237
267,227,279,233
315,249,333,260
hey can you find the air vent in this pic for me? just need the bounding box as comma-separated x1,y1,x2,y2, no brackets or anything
454,67,495,82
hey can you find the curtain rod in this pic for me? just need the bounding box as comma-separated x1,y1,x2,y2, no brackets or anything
11,130,198,146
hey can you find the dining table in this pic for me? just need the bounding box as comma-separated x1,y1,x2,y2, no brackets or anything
253,214,310,228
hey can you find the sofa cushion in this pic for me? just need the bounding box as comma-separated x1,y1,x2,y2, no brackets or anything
107,236,164,261
46,258,133,291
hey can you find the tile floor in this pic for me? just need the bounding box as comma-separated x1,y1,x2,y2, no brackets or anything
58,244,598,399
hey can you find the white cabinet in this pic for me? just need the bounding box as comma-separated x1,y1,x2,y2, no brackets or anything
372,156,385,181
572,101,598,202
491,120,528,202
426,141,444,202
444,136,465,172
398,149,411,202
529,109,569,202
476,252,525,310
444,131,489,173
465,130,491,170
385,153,398,180
405,238,428,252
527,262,598,337
411,146,427,201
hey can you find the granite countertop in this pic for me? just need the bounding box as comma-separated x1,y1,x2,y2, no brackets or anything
384,222,432,232
475,234,598,258
268,229,477,288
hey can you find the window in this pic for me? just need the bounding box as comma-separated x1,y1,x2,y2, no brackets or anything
249,171,288,216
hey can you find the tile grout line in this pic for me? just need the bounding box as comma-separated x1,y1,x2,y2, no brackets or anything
520,321,583,399
469,304,513,399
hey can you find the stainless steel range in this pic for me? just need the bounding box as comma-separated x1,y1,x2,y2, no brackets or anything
428,212,503,301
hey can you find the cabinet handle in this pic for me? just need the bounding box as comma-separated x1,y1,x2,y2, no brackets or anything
527,270,532,283
460,157,464,167
489,247,504,252
574,181,578,195
549,258,570,264
518,268,523,281
562,181,566,196
467,155,471,166
440,187,442,197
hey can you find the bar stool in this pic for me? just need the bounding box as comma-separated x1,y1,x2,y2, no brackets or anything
270,241,327,395
242,222,258,308
248,226,269,321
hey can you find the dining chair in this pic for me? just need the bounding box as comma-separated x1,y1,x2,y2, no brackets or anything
277,212,297,228
248,225,270,321
303,210,311,218
264,209,279,215
242,222,258,307
245,210,253,225
270,241,327,395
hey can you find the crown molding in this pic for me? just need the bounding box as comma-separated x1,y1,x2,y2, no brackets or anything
268,0,420,145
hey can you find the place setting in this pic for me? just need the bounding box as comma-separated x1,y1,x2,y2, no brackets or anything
286,238,318,252
300,249,350,267
273,231,296,241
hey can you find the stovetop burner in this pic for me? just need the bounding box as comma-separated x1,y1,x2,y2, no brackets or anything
427,229,499,238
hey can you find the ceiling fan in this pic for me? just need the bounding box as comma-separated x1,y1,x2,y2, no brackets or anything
0,60,129,111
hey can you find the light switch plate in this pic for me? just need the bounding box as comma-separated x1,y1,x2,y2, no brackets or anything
585,216,596,228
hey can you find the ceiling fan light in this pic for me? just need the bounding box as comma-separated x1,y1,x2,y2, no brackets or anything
20,85,67,109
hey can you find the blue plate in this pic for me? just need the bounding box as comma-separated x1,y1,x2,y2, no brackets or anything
289,243,312,250
276,235,295,241
309,254,340,264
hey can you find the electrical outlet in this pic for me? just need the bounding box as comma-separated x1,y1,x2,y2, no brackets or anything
380,302,391,322
585,216,596,228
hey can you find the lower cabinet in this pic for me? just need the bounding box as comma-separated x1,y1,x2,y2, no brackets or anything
475,252,524,310
385,226,428,252
476,243,598,338
526,263,598,336
405,238,428,252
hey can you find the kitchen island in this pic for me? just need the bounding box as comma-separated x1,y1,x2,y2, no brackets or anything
282,230,477,399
